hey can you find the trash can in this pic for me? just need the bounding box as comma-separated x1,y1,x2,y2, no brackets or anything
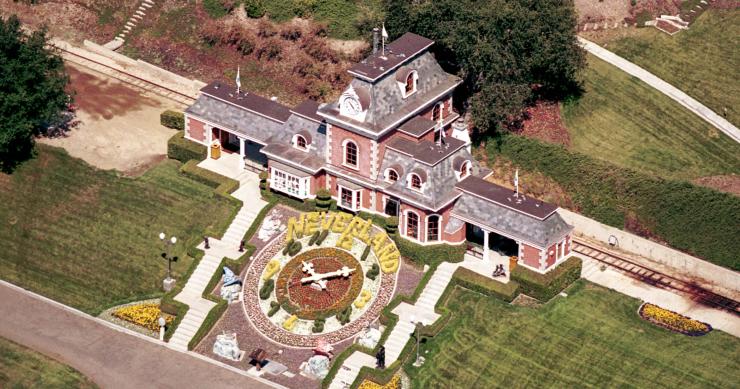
211,141,221,160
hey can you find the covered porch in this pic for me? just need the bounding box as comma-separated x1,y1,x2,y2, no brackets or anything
462,222,515,282
205,125,267,173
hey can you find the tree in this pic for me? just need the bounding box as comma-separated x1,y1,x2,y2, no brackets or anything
0,15,70,172
385,0,585,136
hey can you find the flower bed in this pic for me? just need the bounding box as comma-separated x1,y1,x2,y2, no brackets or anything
638,303,711,336
358,374,401,389
112,303,173,331
275,248,363,320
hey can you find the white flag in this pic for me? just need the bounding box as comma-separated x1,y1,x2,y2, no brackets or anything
382,24,388,39
235,66,241,92
514,169,519,187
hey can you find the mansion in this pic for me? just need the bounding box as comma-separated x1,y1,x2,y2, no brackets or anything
184,32,573,273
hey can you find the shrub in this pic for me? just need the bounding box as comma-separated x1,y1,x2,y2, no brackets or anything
267,301,281,317
280,24,303,41
167,132,206,163
336,305,352,325
317,229,329,245
257,18,277,38
288,240,302,256
511,256,582,301
259,170,268,190
385,216,399,234
366,263,379,280
360,245,371,261
491,134,740,271
202,0,230,18
636,10,653,27
312,318,325,333
450,267,520,302
391,234,465,266
259,279,274,300
316,188,332,210
244,0,266,18
282,239,294,255
160,110,184,130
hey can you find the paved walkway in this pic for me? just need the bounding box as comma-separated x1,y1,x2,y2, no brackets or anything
328,255,499,389
170,164,267,350
579,37,740,143
0,281,278,389
578,254,740,337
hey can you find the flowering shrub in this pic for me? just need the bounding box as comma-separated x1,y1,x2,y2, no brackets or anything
639,303,711,336
358,374,401,389
113,304,173,331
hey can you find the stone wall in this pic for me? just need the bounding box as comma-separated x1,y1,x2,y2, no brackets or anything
559,208,740,299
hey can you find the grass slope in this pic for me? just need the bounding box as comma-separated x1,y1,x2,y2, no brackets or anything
0,336,97,389
408,282,740,388
563,54,740,180
607,10,740,127
0,146,236,314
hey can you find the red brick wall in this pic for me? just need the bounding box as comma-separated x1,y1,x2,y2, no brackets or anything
440,203,464,244
521,244,542,270
311,172,326,196
329,125,373,179
187,117,206,143
400,202,427,242
546,243,557,268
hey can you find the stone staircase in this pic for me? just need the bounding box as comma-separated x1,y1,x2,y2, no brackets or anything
103,0,155,51
328,352,376,389
168,170,265,351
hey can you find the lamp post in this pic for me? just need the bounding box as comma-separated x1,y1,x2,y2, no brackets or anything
159,232,178,291
411,316,425,367
158,316,166,341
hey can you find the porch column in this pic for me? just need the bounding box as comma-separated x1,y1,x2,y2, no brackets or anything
205,125,213,158
483,229,490,262
239,137,246,170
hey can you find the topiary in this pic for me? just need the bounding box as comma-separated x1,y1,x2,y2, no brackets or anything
315,188,332,210
259,279,274,300
308,230,320,246
366,263,379,280
312,318,325,333
360,245,371,261
386,216,399,234
282,239,294,255
267,301,281,317
259,170,268,190
336,306,352,325
288,240,302,256
160,110,184,130
316,229,330,245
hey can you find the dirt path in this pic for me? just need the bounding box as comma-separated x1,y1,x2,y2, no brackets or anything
39,62,184,175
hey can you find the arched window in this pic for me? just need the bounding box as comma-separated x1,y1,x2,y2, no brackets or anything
406,212,419,239
460,161,470,178
432,102,443,123
427,215,440,241
344,140,358,168
295,135,307,149
386,169,398,183
405,72,415,94
410,174,422,190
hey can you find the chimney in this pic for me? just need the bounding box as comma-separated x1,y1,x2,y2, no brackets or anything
372,27,380,54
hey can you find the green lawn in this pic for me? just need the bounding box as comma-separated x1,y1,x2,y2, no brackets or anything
605,10,740,127
407,281,740,388
0,146,236,314
0,336,97,389
562,54,740,180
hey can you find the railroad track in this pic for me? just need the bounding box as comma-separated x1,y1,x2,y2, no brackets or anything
59,48,195,106
572,239,740,316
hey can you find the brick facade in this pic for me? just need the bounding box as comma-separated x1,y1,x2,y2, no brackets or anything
187,116,206,143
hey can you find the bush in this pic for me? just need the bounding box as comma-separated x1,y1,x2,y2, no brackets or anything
360,245,371,261
267,301,281,317
491,134,740,271
167,132,206,163
391,234,465,266
385,216,399,234
202,0,230,18
288,240,302,256
636,10,653,27
160,110,184,130
282,239,294,255
316,188,332,210
450,267,520,302
366,263,379,280
243,0,266,18
308,230,320,246
179,160,240,208
259,279,274,300
511,256,582,301
259,170,268,190
312,318,325,333
317,229,330,245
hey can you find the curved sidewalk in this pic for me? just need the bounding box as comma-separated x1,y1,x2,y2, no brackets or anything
578,37,740,143
0,281,279,389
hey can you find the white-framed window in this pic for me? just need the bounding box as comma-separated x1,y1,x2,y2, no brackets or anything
338,186,361,212
403,71,418,98
432,102,443,123
270,167,310,199
427,214,440,242
294,134,308,150
406,211,420,240
459,160,471,179
385,168,399,183
343,139,359,169
408,173,423,191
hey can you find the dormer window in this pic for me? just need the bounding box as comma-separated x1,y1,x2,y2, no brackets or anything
405,73,415,94
385,168,399,183
432,102,443,123
343,140,358,169
460,160,470,178
410,173,422,190
295,135,307,150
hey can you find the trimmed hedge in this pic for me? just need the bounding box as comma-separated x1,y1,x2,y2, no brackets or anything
167,132,206,163
180,160,240,202
160,249,204,341
511,256,582,301
391,234,465,267
448,267,520,302
161,110,185,130
187,300,227,350
491,134,740,271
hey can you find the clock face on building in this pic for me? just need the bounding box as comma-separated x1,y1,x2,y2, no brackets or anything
343,97,361,115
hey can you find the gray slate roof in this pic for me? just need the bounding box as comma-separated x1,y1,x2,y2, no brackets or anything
378,143,484,210
318,51,461,138
451,193,573,248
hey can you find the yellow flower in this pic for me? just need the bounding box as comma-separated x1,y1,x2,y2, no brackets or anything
113,303,173,331
641,303,708,333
